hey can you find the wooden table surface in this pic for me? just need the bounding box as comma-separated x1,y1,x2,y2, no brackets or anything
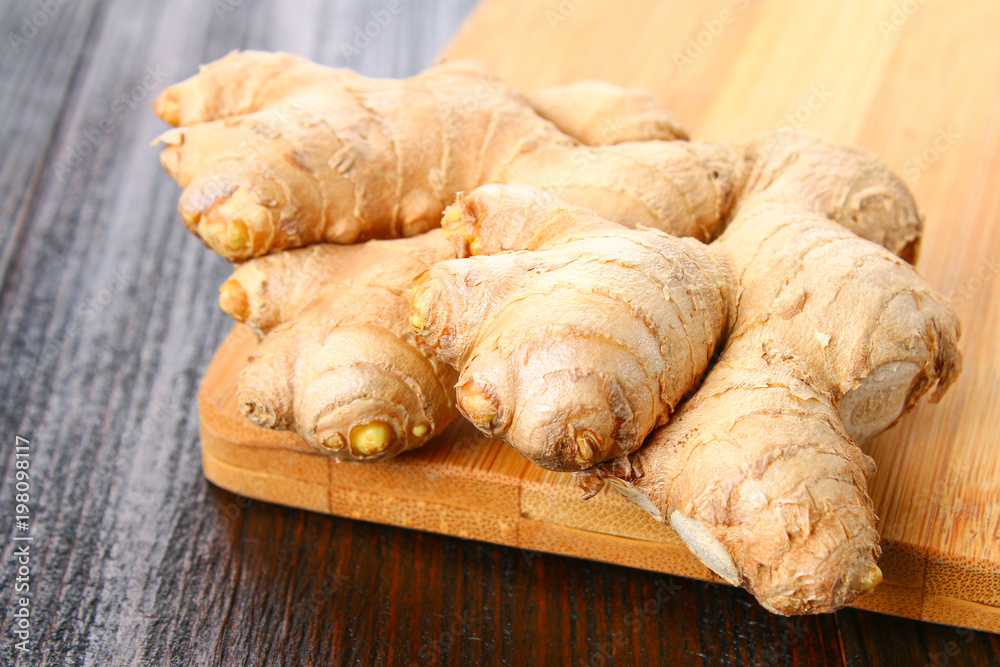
0,0,998,665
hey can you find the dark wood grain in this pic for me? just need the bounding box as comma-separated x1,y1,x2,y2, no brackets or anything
0,0,998,665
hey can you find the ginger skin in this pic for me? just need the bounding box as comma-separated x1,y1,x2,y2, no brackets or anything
582,195,960,614
221,230,459,461
413,130,929,473
412,185,732,471
526,79,688,145
154,51,743,260
575,153,960,614
415,132,959,614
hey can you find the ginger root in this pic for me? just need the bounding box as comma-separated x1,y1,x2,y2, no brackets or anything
412,185,732,470
413,132,959,613
155,55,963,616
526,79,688,145
580,193,960,613
573,141,959,613
413,130,929,473
154,51,743,260
221,230,459,460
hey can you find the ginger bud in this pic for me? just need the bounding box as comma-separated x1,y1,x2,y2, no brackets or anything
458,383,500,429
861,566,883,593
408,276,438,332
349,421,393,456
321,433,345,451
219,278,249,322
226,220,250,252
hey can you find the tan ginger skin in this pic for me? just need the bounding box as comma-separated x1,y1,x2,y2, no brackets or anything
221,230,459,460
154,51,735,261
597,193,961,614
414,164,959,613
411,186,732,471
414,131,941,474
157,53,963,615
192,51,706,458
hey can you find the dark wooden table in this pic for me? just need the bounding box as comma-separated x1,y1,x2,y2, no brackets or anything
1,0,998,664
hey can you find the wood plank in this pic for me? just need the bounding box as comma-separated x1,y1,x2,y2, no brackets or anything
0,0,103,291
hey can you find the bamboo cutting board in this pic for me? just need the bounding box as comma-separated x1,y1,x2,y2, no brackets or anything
199,0,1000,632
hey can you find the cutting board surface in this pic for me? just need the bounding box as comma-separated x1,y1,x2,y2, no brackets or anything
199,0,1000,632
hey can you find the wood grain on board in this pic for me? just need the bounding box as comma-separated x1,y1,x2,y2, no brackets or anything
200,0,1000,633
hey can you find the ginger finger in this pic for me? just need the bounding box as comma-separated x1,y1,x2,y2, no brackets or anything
226,230,460,460
155,53,742,260
414,187,732,471
528,79,688,144
441,184,627,257
222,230,454,336
582,197,960,614
742,130,923,261
239,308,453,459
154,50,338,126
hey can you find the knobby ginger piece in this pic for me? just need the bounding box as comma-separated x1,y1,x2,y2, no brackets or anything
412,185,732,471
154,51,742,259
221,230,459,461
